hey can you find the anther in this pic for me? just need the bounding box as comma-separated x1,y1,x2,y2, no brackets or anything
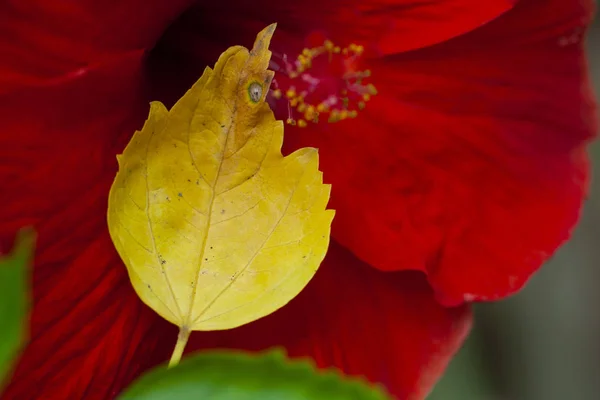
267,36,377,128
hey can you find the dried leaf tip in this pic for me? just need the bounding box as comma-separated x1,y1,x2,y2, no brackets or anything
246,23,277,75
251,23,277,56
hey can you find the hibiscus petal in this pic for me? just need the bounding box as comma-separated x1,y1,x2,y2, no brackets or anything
0,56,144,246
1,4,471,398
0,0,194,91
171,0,515,58
282,0,598,305
0,4,182,394
281,0,516,54
185,242,472,400
140,0,517,123
1,235,171,399
0,50,176,398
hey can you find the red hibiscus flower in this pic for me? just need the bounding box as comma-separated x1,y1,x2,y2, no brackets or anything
0,0,596,399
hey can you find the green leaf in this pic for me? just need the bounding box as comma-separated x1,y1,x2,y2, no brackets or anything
0,229,34,386
119,349,390,400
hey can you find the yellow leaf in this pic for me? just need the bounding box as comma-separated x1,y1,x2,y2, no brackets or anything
107,23,334,363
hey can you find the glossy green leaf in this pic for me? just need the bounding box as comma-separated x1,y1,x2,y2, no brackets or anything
119,349,390,400
0,229,34,386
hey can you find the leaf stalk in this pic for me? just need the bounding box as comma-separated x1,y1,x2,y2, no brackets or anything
168,326,191,368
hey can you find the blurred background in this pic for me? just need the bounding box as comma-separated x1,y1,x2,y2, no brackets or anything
429,18,600,400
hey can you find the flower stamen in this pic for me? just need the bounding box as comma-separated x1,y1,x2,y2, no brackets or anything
268,37,376,128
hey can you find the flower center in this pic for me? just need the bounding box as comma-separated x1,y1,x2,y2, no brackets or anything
268,37,377,128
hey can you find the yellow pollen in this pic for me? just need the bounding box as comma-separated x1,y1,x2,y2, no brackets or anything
330,109,340,121
317,103,328,112
305,105,316,121
367,84,378,95
271,36,377,128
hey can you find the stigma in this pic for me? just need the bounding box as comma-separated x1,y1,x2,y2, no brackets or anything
268,38,377,128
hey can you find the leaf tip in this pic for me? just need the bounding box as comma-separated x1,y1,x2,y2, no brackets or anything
251,23,277,57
